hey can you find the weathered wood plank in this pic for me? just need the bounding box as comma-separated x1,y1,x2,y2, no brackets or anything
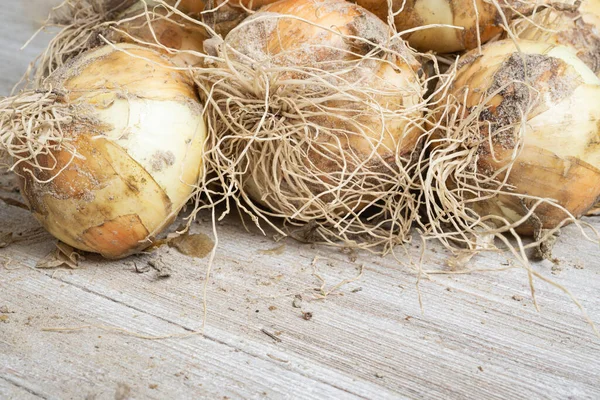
1,201,599,399
0,241,369,399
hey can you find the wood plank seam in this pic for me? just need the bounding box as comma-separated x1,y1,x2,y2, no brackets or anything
0,375,48,400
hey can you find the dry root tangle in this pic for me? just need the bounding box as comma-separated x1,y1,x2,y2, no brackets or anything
0,89,85,182
21,0,124,88
194,11,448,254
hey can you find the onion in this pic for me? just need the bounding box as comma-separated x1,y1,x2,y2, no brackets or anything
107,0,210,67
2,44,206,259
202,0,426,247
424,39,600,244
511,2,600,75
30,0,212,86
353,0,510,53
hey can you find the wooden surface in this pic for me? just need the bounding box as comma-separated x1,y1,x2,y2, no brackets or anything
1,2,600,399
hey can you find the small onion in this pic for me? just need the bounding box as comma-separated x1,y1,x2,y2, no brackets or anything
354,0,509,53
12,44,206,258
432,39,600,235
32,0,211,86
107,0,210,68
512,3,600,75
204,0,425,245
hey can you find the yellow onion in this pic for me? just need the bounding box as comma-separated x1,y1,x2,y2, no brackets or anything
107,0,210,67
111,0,282,51
512,3,600,75
205,0,425,245
433,39,600,235
32,0,210,86
354,0,510,53
12,44,206,258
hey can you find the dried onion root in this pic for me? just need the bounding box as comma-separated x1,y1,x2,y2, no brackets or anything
198,0,436,252
1,44,206,259
420,39,600,262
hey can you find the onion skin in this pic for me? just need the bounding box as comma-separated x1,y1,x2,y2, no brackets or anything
16,44,206,259
512,5,600,75
109,1,210,67
354,0,509,53
228,0,423,153
108,0,284,65
581,0,600,28
440,39,600,234
221,0,424,211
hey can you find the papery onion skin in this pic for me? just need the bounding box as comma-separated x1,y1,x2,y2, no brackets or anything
228,0,423,155
16,44,206,259
107,0,210,67
354,0,509,53
220,0,424,212
73,0,284,68
581,0,600,28
441,39,600,234
512,5,600,75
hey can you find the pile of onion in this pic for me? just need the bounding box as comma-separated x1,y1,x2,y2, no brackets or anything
511,1,600,75
422,39,600,252
353,0,510,53
1,44,206,258
201,0,428,249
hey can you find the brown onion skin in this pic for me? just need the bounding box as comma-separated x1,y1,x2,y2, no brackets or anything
234,0,423,158
512,6,600,76
106,0,284,64
354,0,509,53
474,146,600,235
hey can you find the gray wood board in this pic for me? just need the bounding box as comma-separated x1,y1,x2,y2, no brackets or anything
1,2,599,399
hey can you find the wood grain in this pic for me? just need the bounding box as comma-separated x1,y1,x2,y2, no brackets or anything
1,1,600,399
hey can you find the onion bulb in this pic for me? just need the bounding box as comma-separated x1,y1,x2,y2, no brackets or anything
6,44,206,259
428,39,600,237
203,0,425,246
106,0,210,68
354,0,510,53
511,2,600,75
32,0,212,86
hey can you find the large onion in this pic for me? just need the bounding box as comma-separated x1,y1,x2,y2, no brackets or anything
428,39,600,238
203,0,425,246
512,2,600,75
7,44,206,259
354,0,509,53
